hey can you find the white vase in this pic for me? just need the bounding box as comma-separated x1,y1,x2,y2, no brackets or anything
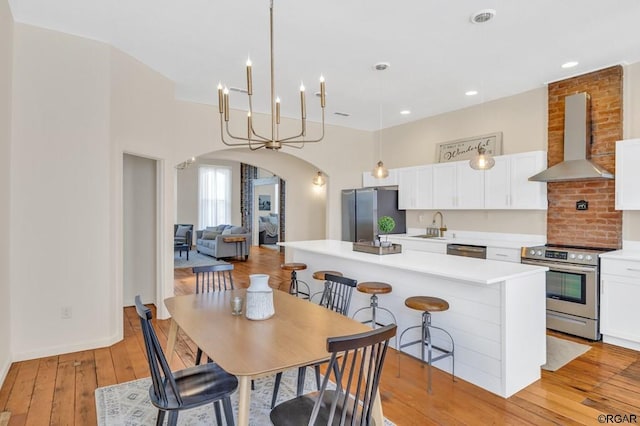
245,274,275,320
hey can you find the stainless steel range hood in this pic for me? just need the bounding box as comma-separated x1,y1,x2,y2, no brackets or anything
529,92,614,182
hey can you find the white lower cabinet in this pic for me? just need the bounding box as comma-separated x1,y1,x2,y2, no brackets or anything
600,258,640,350
486,247,521,263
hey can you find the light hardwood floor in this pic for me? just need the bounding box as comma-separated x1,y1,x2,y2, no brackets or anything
0,246,638,425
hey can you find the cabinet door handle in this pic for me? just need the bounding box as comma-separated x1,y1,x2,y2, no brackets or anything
627,267,640,272
601,279,604,294
495,253,508,257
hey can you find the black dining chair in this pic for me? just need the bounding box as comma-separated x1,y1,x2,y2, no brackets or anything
134,296,238,426
271,274,357,409
270,324,397,426
193,264,235,365
193,263,235,294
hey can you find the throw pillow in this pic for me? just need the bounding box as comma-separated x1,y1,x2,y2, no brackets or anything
268,216,278,225
229,226,244,234
221,228,232,235
260,216,269,223
176,225,191,238
202,230,220,240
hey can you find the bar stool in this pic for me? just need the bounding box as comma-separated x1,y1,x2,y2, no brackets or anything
352,282,397,329
281,262,310,299
310,270,343,302
398,296,455,393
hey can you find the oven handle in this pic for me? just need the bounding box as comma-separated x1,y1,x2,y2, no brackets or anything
521,259,596,274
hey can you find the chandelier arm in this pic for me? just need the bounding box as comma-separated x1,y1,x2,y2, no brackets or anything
248,124,272,142
284,109,326,143
224,120,269,143
220,117,266,147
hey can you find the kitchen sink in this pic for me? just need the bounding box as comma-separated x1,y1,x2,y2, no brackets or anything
410,235,447,240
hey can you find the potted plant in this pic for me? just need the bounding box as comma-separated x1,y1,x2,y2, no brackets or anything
377,216,396,247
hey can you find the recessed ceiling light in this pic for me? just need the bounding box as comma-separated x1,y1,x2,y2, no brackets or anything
373,62,390,71
470,9,496,24
465,90,478,96
400,110,411,115
561,61,579,69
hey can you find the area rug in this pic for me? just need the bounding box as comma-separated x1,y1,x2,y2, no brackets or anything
0,411,10,426
174,251,230,269
542,335,591,371
95,368,396,425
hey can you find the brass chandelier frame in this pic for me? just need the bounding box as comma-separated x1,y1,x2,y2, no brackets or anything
217,0,326,150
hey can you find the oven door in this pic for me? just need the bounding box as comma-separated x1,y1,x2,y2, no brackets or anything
521,258,598,320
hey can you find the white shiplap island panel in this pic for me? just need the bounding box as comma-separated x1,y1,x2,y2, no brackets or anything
280,240,548,398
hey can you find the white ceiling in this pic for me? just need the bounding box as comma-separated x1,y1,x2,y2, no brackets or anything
8,0,640,131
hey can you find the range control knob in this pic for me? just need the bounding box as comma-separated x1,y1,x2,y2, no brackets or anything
577,254,584,260
529,249,536,255
536,250,543,256
586,255,593,261
569,254,576,259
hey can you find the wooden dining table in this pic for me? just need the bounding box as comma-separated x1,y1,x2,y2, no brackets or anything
165,289,385,426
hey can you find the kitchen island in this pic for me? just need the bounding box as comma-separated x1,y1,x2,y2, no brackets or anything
280,239,548,398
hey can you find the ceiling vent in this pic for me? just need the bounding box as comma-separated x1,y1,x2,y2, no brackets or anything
470,9,496,24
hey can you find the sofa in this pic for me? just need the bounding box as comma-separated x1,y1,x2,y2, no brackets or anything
196,224,252,259
258,214,279,245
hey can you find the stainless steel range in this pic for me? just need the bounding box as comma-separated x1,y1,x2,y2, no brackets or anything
521,244,613,340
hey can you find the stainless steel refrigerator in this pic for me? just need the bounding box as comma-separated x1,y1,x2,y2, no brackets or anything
341,187,406,242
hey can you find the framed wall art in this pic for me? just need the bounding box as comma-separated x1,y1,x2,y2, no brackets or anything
258,195,271,211
436,132,503,163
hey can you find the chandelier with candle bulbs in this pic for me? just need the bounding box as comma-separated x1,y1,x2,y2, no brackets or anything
217,0,326,151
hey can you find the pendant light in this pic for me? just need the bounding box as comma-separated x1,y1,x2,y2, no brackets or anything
371,73,389,179
312,171,326,186
469,146,495,170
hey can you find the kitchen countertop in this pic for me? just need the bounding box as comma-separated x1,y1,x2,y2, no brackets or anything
280,239,547,285
599,250,640,261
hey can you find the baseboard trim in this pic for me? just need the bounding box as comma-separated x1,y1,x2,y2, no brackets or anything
0,357,11,390
11,332,123,362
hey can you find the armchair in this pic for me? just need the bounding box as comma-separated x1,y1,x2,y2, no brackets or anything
174,224,193,248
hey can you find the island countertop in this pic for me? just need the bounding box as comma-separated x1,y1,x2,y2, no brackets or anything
279,240,547,285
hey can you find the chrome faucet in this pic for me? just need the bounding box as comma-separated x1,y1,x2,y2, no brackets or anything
432,211,447,238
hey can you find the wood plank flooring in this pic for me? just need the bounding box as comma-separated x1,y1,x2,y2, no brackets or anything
1,246,638,425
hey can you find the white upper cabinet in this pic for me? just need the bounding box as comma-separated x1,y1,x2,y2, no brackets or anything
432,163,457,209
485,151,548,210
398,167,419,209
432,162,484,209
615,139,640,210
456,162,485,209
362,168,398,188
375,150,548,211
398,166,433,209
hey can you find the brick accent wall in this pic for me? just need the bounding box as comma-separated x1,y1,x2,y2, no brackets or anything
547,66,622,249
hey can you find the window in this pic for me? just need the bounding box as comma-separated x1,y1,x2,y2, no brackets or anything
198,166,231,229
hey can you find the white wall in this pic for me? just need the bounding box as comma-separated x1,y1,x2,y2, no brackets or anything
378,88,549,236
623,62,640,242
0,0,13,381
10,24,114,360
123,154,156,306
